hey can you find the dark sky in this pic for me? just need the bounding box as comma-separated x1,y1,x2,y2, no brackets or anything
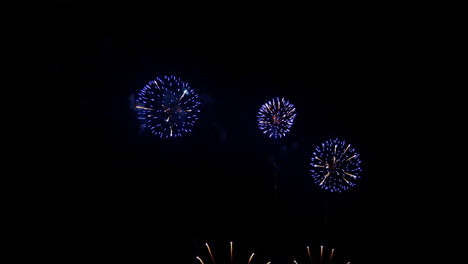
5,3,419,263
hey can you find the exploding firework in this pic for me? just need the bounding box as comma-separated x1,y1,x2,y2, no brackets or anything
195,241,270,264
257,97,296,139
309,138,362,193
135,75,201,138
291,245,351,264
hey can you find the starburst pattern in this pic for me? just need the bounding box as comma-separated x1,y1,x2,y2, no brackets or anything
257,97,296,139
310,138,362,193
135,75,201,138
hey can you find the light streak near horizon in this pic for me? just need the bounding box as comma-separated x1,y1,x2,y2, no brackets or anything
291,245,350,264
195,241,270,264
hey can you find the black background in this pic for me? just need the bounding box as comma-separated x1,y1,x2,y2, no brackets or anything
5,3,422,263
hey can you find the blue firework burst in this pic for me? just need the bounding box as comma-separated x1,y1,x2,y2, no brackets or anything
135,75,201,138
257,97,296,139
310,138,362,193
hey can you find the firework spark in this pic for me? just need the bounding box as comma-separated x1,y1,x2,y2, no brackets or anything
257,97,296,139
135,74,201,138
310,138,362,193
195,241,270,264
292,245,351,264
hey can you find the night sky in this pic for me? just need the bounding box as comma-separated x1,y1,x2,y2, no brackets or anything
5,3,419,263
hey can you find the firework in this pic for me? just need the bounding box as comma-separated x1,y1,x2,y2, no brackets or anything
291,245,351,264
195,241,270,264
309,138,362,193
257,97,296,139
135,75,201,138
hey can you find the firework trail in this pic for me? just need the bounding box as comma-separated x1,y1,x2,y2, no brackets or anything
195,241,270,264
